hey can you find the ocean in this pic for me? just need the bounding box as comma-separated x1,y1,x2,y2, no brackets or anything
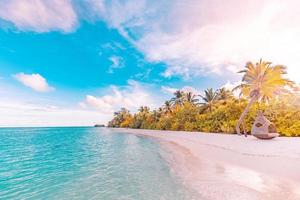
0,127,198,200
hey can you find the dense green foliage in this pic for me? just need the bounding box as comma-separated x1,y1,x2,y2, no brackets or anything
108,90,300,136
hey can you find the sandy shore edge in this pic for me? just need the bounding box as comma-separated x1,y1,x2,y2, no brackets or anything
111,128,300,200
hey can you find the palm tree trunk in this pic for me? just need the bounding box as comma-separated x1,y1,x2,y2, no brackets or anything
236,96,257,135
242,121,246,135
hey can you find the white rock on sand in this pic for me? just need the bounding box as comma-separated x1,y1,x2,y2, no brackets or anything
115,128,300,200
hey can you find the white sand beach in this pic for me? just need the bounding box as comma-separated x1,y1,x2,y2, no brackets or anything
115,128,300,200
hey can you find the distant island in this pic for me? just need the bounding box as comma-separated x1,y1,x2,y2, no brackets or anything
94,124,105,127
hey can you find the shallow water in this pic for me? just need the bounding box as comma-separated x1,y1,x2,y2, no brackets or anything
0,127,199,200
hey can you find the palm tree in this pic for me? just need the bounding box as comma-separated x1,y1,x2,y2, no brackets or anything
199,88,217,112
185,92,199,104
217,87,233,102
111,108,131,127
152,109,161,122
171,90,185,106
138,106,150,113
163,100,173,114
235,59,294,135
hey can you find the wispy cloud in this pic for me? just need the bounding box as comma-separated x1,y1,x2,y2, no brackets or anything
86,0,300,83
0,100,107,127
221,81,242,91
137,0,300,82
101,42,126,51
1,0,299,83
0,0,77,32
161,86,177,95
14,73,54,92
221,81,242,97
133,68,152,80
107,55,124,73
85,0,149,30
81,80,159,114
161,85,200,95
0,81,108,126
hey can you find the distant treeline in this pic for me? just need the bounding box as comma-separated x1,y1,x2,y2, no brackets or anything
108,89,300,137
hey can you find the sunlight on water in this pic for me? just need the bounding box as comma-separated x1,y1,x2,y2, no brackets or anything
0,127,199,200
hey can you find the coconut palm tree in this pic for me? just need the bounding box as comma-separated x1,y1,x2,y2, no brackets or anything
163,100,173,114
217,87,233,102
185,92,199,104
199,88,217,112
217,87,233,100
138,106,150,113
110,108,131,127
235,59,294,135
171,90,185,106
152,109,161,122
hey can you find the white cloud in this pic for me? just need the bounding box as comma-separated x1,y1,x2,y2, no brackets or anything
81,80,159,114
133,68,152,80
0,82,109,127
86,0,148,30
84,95,114,113
161,86,177,95
181,86,201,95
0,0,77,32
138,0,300,83
88,0,300,83
107,55,124,73
221,81,242,91
161,85,200,95
2,0,299,83
221,81,242,97
14,73,54,92
0,100,107,127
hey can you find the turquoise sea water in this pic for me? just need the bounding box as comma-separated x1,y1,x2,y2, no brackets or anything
0,127,198,200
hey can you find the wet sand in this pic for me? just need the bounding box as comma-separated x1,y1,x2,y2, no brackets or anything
114,128,300,200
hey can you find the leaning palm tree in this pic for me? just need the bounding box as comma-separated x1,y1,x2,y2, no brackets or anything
199,88,217,112
235,59,294,135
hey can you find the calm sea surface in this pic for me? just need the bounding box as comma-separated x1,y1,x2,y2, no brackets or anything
0,127,198,200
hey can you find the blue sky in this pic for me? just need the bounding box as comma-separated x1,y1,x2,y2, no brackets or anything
0,0,299,126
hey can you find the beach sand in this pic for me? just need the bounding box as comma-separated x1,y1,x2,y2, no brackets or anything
114,128,300,200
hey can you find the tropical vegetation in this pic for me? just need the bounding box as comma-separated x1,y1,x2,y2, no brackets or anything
235,59,295,135
108,60,300,136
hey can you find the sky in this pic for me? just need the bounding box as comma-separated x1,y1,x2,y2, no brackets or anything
0,0,299,127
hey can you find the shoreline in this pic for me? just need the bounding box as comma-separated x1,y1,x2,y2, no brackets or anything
112,128,300,200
